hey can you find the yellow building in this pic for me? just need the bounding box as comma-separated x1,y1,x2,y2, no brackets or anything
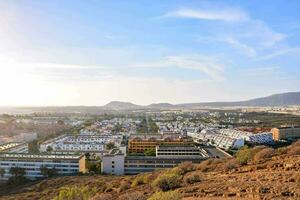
271,126,300,141
128,137,194,153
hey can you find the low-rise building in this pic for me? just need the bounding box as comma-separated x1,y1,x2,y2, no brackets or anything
248,132,274,144
101,149,124,175
272,126,300,141
40,134,122,154
156,146,209,158
0,142,28,153
128,135,194,154
124,156,205,175
0,154,86,180
102,145,209,175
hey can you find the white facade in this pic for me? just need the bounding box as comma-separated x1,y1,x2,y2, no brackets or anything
191,129,245,150
40,134,122,153
0,154,85,180
156,146,209,158
101,150,124,175
248,132,274,144
0,143,28,153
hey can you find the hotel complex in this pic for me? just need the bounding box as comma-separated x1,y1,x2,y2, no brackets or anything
0,116,298,181
128,134,194,153
0,154,86,180
102,145,209,175
272,126,300,141
0,142,28,153
40,134,122,154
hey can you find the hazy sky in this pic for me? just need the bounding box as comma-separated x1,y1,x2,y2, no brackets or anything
0,0,299,106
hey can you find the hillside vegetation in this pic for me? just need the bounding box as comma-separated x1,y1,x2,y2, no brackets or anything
0,141,299,200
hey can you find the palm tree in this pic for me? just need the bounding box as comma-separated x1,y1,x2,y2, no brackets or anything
0,168,5,178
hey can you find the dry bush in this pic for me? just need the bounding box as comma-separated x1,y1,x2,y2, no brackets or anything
184,172,201,184
117,191,147,200
148,191,182,200
176,162,196,174
287,146,300,155
91,193,113,200
290,140,300,148
276,147,288,155
197,159,218,172
253,148,275,162
53,186,97,200
131,174,150,187
221,158,240,172
118,180,130,192
252,145,267,154
152,173,181,191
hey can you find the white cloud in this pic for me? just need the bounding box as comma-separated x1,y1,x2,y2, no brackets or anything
257,48,300,61
134,55,225,81
163,8,249,22
163,7,288,54
221,37,256,57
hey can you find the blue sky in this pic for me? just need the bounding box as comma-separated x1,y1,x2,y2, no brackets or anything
0,0,299,106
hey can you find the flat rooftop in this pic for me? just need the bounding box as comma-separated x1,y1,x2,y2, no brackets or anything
0,142,25,152
0,153,83,160
156,146,201,150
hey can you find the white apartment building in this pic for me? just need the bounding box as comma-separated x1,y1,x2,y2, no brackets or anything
101,149,124,175
156,146,209,158
102,145,209,175
192,129,245,150
40,134,122,153
247,132,274,144
0,154,86,180
0,142,28,153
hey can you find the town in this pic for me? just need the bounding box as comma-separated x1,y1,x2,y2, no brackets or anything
0,108,299,181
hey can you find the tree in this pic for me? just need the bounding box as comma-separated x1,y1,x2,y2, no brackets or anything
0,168,5,177
40,166,58,178
28,140,40,154
86,161,101,174
144,149,156,156
57,120,65,125
10,167,26,177
106,142,115,150
7,167,28,186
46,146,53,153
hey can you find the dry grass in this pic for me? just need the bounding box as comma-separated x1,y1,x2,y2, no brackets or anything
0,143,299,200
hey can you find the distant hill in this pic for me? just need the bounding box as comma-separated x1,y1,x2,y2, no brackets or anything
178,91,300,108
148,103,176,109
103,101,144,110
1,92,300,114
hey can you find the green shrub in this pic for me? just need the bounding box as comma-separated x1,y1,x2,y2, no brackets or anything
131,174,149,187
152,173,181,191
53,186,97,200
148,191,182,200
144,149,156,156
184,172,201,184
236,146,253,165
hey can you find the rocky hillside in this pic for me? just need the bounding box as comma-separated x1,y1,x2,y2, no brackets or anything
0,142,299,200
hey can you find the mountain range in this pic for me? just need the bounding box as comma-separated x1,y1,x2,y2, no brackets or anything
103,91,300,110
2,91,300,114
